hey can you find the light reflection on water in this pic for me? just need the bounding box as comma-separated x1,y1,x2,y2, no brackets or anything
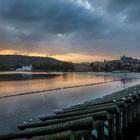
0,72,140,134
0,72,115,96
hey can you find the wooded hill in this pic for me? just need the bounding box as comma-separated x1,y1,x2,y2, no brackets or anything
0,55,74,71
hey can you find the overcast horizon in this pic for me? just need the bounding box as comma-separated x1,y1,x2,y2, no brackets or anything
0,0,140,62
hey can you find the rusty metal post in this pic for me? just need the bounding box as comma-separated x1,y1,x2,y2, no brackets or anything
108,116,115,140
127,105,131,123
87,130,92,140
116,113,122,140
122,108,127,129
70,131,76,140
132,102,137,119
83,130,92,140
104,120,109,140
129,104,133,123
136,101,140,116
97,125,104,140
91,129,98,140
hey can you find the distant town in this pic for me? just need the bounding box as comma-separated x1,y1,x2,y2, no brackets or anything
0,54,140,72
89,54,140,72
75,54,140,72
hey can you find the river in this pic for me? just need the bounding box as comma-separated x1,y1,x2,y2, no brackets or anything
0,72,140,134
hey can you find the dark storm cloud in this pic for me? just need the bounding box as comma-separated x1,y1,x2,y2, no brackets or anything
0,0,105,34
0,0,139,59
107,0,140,23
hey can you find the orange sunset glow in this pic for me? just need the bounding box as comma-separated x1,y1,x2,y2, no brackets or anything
0,49,114,62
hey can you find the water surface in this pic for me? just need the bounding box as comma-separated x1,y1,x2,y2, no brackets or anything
0,72,140,134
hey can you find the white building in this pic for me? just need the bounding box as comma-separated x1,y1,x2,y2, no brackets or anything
16,64,33,71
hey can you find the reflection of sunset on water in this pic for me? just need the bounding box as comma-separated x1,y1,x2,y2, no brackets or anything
0,72,112,96
0,73,140,134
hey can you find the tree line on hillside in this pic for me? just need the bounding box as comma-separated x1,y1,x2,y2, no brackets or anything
0,55,74,72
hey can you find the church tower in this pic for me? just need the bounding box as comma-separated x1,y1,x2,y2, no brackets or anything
121,53,126,60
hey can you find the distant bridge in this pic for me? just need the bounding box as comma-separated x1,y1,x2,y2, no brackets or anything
0,84,140,140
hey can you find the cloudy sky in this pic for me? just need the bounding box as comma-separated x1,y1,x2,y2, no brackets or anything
0,0,140,62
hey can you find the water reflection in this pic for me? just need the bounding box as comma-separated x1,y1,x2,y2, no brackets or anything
121,78,139,88
0,73,61,81
0,72,115,97
0,72,140,134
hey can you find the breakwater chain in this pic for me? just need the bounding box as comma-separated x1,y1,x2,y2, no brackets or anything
0,79,121,99
0,78,139,99
0,84,140,140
